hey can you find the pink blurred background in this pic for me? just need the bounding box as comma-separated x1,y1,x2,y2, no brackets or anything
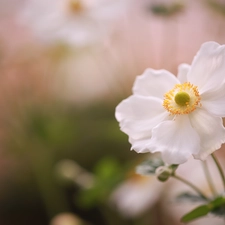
0,0,225,224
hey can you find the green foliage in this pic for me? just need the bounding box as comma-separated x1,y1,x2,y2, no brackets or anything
77,157,125,208
181,196,225,223
176,192,206,203
206,0,225,16
181,205,210,223
27,108,75,147
136,157,164,175
4,100,133,223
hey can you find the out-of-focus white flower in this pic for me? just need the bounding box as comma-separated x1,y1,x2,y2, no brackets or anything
110,173,164,218
19,0,127,47
115,41,225,165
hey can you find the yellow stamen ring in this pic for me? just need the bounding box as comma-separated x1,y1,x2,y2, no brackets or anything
163,82,201,115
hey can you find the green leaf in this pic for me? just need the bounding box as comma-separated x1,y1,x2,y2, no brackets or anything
209,196,225,208
181,205,210,223
209,196,225,217
181,196,225,222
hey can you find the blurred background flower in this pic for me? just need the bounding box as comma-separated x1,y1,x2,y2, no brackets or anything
0,0,224,224
18,0,128,47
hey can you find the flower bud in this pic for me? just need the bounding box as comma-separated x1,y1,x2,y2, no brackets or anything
156,166,172,182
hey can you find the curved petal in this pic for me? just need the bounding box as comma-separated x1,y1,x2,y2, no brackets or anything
189,108,225,160
187,42,225,93
133,69,179,100
147,115,200,165
200,83,225,117
129,137,153,153
177,63,190,83
115,95,170,140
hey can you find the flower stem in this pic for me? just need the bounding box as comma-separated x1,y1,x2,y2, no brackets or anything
202,161,218,196
211,153,225,191
172,174,208,200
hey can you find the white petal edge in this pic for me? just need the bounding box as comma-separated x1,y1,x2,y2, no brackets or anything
200,83,225,117
177,63,190,83
147,115,201,165
115,95,170,140
129,137,153,153
189,108,225,160
187,41,225,93
133,68,179,99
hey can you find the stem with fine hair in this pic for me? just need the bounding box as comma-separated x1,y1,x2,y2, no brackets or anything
211,153,225,191
172,174,208,200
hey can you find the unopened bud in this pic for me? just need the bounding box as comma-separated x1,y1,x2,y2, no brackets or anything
156,166,172,182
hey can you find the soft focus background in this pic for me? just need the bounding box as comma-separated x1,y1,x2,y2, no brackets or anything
0,0,225,224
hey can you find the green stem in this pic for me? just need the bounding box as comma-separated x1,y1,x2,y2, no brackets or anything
172,174,208,200
211,153,225,191
202,161,218,196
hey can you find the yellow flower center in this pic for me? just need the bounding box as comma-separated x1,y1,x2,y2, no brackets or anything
68,0,83,13
163,82,201,115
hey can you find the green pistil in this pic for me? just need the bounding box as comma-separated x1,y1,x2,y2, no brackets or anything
174,91,190,106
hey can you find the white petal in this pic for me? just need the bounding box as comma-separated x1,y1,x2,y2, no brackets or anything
147,115,200,165
177,63,190,83
200,83,225,117
187,42,225,93
129,137,153,153
133,69,179,99
115,95,169,140
189,108,225,160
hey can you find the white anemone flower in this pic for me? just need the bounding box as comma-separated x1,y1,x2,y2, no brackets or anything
115,42,225,165
19,0,126,47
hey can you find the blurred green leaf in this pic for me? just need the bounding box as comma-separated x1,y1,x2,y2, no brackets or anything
136,157,164,175
77,157,125,208
181,205,210,223
210,196,225,208
210,196,225,216
148,1,184,17
181,196,225,222
206,0,225,16
27,109,76,146
94,157,122,179
176,192,207,203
